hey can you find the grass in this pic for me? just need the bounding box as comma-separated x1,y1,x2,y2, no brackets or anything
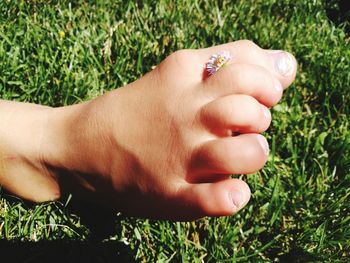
0,0,349,262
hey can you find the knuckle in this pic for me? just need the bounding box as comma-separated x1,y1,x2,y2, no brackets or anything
168,49,191,67
240,95,261,117
238,39,258,49
241,94,259,106
158,49,192,80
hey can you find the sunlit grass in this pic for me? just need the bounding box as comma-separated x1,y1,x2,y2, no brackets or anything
0,0,349,261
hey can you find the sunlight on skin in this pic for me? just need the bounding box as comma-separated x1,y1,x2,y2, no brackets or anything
0,40,296,221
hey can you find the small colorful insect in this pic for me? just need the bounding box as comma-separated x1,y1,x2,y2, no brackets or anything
206,50,232,76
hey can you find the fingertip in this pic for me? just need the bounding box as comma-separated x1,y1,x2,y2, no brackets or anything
194,134,269,175
266,50,297,89
229,179,251,212
259,104,272,132
182,178,251,218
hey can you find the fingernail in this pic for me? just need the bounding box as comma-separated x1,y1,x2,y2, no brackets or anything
272,51,294,76
257,134,269,156
230,190,245,209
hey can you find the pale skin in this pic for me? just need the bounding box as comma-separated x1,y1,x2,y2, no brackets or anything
0,40,296,220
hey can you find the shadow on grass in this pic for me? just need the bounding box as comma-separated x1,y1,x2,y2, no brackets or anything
0,193,135,263
0,239,134,263
326,0,350,33
278,247,321,263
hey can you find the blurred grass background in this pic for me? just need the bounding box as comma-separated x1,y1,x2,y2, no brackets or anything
0,0,349,262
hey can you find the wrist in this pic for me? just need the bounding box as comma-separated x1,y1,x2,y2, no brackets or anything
42,99,116,195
